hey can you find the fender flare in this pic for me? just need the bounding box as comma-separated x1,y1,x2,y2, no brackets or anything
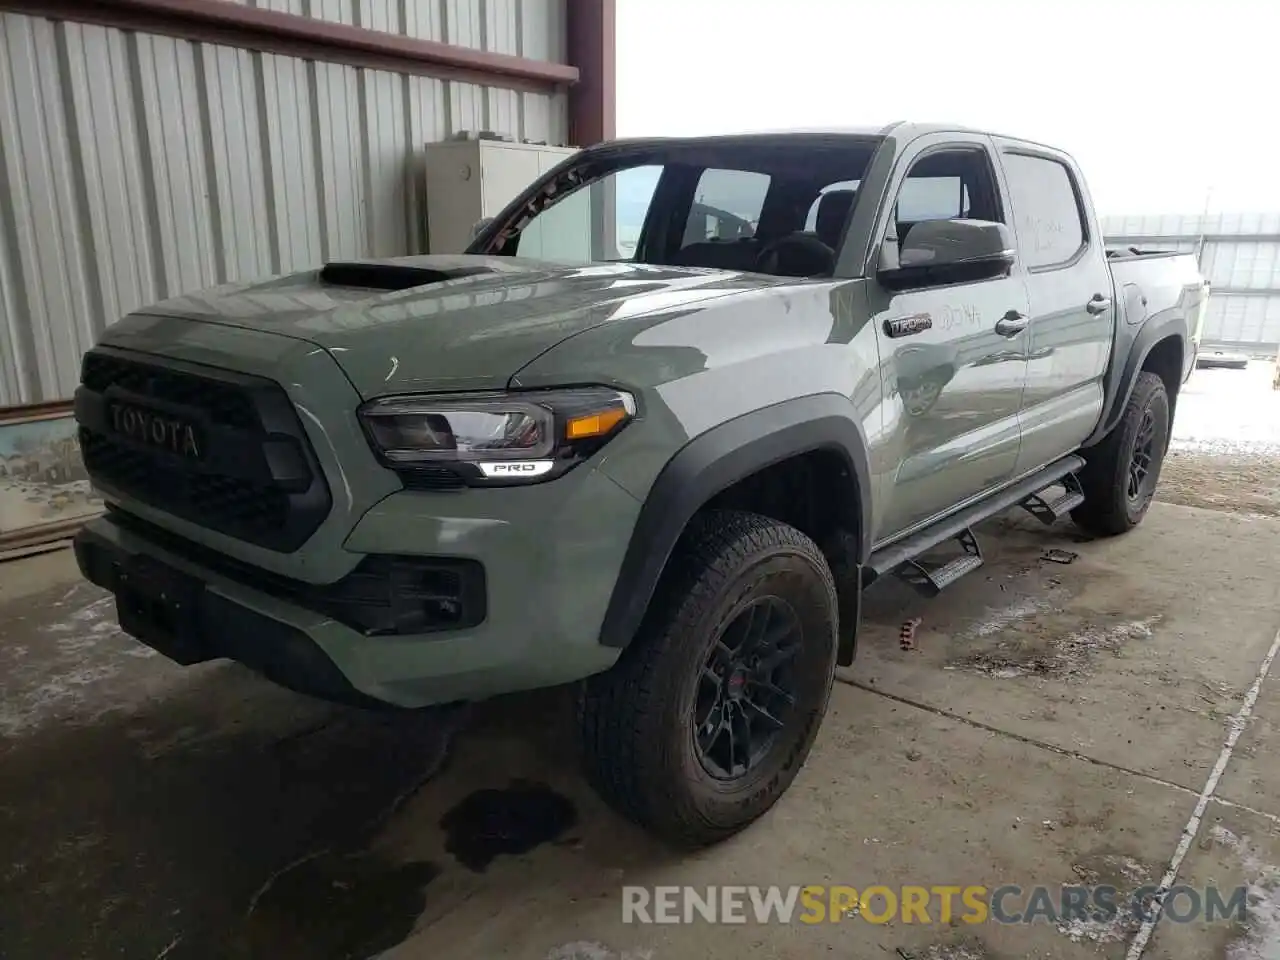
598,394,873,649
1083,313,1189,450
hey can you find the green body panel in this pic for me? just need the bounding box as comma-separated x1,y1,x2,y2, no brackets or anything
511,278,895,530
338,468,638,704
863,276,1032,538
134,256,789,398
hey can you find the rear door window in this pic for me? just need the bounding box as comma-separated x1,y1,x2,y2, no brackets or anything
1002,153,1087,269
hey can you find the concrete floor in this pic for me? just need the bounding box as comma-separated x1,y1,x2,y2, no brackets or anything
2,501,1278,960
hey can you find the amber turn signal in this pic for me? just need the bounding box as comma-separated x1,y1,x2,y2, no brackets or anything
565,406,629,440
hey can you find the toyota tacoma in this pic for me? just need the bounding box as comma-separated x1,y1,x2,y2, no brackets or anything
72,124,1208,847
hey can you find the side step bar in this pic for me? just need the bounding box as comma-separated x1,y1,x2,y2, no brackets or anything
1020,471,1085,525
866,454,1086,590
895,526,984,596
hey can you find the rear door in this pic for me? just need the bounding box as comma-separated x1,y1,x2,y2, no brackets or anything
992,141,1115,475
867,133,1031,540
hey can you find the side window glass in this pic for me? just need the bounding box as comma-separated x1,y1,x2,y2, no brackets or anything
890,148,1002,264
1002,153,1087,268
894,149,999,227
683,169,769,246
898,177,967,222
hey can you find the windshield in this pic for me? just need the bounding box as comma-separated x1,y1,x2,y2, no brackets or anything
472,139,878,278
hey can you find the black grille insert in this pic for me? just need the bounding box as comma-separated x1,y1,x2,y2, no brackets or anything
400,466,468,491
75,347,331,552
81,352,258,429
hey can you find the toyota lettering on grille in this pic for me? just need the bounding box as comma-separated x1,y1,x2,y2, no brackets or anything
109,404,202,460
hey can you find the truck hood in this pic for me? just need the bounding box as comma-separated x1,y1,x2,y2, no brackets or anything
128,255,787,398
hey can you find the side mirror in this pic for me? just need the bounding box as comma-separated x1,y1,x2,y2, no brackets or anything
471,216,495,240
877,219,1015,292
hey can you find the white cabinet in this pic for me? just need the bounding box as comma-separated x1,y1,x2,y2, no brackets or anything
423,138,581,255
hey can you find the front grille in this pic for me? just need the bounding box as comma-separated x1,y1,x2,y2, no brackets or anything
75,347,331,552
79,430,292,530
82,352,257,429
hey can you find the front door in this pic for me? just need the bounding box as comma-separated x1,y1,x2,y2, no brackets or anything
869,138,1031,541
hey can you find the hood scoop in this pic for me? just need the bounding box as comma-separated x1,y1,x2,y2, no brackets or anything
319,261,496,292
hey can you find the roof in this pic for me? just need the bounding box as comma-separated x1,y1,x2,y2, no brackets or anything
590,123,1056,152
593,122,987,148
730,122,986,138
585,131,884,154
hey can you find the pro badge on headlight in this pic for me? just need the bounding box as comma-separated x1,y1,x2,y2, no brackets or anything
477,460,555,478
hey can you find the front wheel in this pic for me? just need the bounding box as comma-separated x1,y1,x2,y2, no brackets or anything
578,510,838,848
1072,371,1171,536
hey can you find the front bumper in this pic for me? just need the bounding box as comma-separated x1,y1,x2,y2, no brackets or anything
75,465,642,708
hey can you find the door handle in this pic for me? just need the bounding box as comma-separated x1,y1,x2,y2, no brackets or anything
1086,294,1113,315
994,311,1029,337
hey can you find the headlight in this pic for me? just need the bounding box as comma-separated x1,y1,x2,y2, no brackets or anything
358,387,637,486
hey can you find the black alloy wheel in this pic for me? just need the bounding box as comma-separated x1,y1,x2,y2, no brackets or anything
692,596,802,781
1128,408,1158,503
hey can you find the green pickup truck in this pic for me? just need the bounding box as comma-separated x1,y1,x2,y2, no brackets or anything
73,124,1207,847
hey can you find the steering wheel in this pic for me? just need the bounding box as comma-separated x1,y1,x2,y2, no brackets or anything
753,233,836,278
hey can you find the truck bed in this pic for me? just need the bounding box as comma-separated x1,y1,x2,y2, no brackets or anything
1105,245,1190,261
1107,250,1205,323
1105,249,1209,381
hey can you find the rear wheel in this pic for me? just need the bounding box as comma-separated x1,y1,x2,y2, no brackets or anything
579,510,838,848
1072,371,1171,536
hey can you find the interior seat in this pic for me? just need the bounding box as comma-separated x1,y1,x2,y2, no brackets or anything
671,240,760,271
754,233,835,277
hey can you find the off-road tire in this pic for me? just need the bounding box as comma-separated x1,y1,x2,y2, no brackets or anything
578,509,838,848
1071,371,1171,536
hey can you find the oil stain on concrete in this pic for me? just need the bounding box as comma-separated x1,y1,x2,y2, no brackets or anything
441,779,578,872
236,852,440,959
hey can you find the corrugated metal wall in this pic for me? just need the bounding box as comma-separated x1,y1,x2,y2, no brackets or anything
0,1,569,406
1102,212,1280,352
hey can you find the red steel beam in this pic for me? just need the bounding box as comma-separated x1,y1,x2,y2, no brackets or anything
0,0,580,93
565,0,616,146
